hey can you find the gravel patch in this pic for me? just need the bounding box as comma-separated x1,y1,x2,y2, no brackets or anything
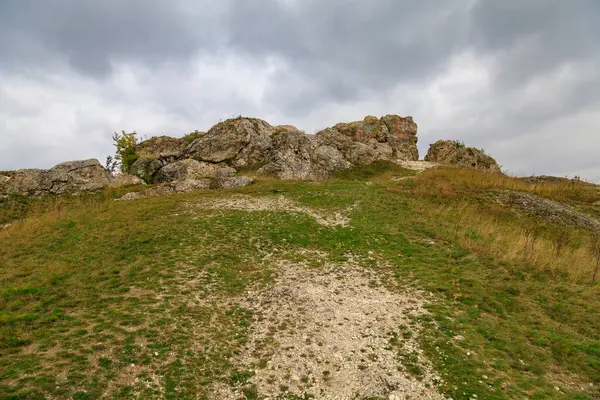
214,257,447,400
195,195,357,228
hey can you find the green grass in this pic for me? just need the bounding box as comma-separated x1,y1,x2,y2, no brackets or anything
0,165,598,399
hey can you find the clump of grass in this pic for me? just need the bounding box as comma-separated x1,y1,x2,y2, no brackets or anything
182,129,203,145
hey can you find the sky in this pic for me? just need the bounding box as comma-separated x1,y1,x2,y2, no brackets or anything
1,0,599,181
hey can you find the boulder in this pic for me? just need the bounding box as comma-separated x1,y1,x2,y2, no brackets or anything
154,159,235,183
0,159,112,196
136,136,185,158
318,114,419,162
129,157,163,183
258,131,351,180
172,178,214,193
186,117,275,167
108,173,145,188
424,140,500,172
117,175,253,200
217,176,254,189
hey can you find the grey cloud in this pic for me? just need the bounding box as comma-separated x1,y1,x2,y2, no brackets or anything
0,0,224,76
226,0,473,112
468,0,600,86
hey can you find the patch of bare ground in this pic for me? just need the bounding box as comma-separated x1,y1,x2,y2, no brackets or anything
395,160,439,173
213,255,447,400
193,195,358,227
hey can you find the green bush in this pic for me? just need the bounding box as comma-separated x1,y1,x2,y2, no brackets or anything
112,130,139,173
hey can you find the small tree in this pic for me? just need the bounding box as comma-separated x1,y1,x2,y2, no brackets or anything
112,130,139,173
105,155,118,176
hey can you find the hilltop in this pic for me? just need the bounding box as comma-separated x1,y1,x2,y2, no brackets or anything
1,115,599,400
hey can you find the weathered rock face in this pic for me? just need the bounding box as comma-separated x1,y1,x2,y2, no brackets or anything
258,131,351,180
154,159,235,183
0,159,112,196
129,157,163,184
424,140,500,172
130,114,420,181
186,118,275,167
135,136,185,158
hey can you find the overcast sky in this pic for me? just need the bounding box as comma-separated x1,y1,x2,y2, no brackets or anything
1,0,599,180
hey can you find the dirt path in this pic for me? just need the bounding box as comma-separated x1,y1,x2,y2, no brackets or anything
213,254,448,400
194,195,358,227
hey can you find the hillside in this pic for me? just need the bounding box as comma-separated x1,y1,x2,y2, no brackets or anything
1,162,599,399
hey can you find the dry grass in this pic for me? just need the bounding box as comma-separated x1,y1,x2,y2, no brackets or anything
392,167,600,282
414,167,600,204
425,201,598,282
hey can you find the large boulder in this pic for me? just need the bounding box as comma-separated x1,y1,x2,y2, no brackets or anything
0,159,112,196
317,115,419,162
136,136,185,158
258,130,351,180
155,159,235,183
129,157,163,183
186,117,275,167
424,140,500,172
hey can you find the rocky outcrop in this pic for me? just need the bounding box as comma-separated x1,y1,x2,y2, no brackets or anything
0,159,112,196
163,114,419,180
1,114,431,198
424,140,500,172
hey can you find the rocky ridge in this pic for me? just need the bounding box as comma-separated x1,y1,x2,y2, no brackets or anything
1,114,501,198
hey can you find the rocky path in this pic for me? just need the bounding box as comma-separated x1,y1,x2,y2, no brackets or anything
212,252,447,400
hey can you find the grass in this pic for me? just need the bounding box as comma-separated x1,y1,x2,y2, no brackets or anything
0,164,599,399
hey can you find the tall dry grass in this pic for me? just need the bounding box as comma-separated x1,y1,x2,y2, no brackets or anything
415,167,600,204
422,200,598,282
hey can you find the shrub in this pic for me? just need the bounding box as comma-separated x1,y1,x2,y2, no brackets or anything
112,131,139,173
453,140,466,149
182,130,203,145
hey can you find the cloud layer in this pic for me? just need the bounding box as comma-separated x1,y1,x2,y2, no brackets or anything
1,0,599,180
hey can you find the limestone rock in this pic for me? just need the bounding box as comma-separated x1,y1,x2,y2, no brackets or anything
424,140,500,172
129,157,163,183
258,131,351,180
217,176,254,189
0,159,112,196
172,178,214,192
155,159,235,183
186,117,275,167
117,185,176,201
136,136,185,158
108,173,145,188
117,175,253,201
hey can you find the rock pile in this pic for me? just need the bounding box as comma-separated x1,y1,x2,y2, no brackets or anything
424,140,500,172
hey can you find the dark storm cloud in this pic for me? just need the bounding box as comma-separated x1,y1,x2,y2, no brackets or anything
469,0,600,86
0,0,223,76
225,0,472,112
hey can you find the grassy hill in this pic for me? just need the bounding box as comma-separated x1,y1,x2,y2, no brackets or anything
1,164,599,399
